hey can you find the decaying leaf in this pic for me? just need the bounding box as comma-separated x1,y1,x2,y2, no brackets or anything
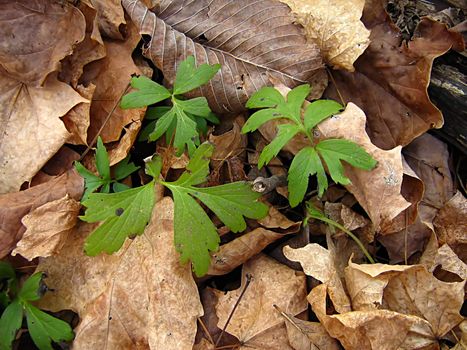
122,0,327,114
0,169,83,258
87,0,126,40
0,0,85,86
422,243,467,281
279,0,370,71
0,75,88,194
214,254,307,347
12,195,81,260
325,2,465,149
37,197,203,349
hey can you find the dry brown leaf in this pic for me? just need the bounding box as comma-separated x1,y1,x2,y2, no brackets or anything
325,3,464,149
123,0,327,114
37,197,203,349
107,120,142,165
428,244,467,281
433,192,467,263
308,284,438,350
283,243,351,313
279,0,370,71
0,0,85,86
82,21,146,143
0,169,83,258
12,195,80,260
258,205,302,232
0,74,88,193
209,119,247,167
215,254,307,346
88,0,126,40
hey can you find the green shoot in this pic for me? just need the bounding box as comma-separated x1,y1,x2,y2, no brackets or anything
0,263,74,350
242,84,377,207
120,56,221,156
304,203,376,263
75,136,139,200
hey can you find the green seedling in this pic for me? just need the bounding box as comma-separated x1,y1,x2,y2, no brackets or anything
241,84,378,207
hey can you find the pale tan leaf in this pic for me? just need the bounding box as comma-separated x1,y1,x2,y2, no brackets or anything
215,254,307,345
279,0,370,71
0,75,88,193
258,205,302,232
283,243,351,313
89,0,126,40
107,120,142,165
430,244,467,280
37,197,203,349
12,195,80,260
0,169,83,258
0,0,85,86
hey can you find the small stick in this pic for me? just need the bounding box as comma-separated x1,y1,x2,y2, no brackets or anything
252,175,287,194
215,273,253,347
198,317,215,346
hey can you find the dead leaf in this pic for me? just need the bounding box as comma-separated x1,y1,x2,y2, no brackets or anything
279,0,370,71
215,254,307,346
308,284,438,350
325,4,464,149
107,120,142,165
433,191,467,263
88,0,126,40
0,169,83,258
0,0,85,86
0,74,88,193
12,195,80,260
284,242,351,313
123,0,327,114
37,197,203,349
258,205,302,232
427,244,467,281
209,119,247,167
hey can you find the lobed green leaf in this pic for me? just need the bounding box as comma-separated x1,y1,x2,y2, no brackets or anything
0,300,23,350
95,137,110,180
120,76,171,109
258,124,301,168
173,56,221,95
18,273,44,302
246,86,285,108
304,100,343,132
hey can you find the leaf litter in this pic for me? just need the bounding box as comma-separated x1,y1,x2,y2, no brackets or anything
0,0,465,349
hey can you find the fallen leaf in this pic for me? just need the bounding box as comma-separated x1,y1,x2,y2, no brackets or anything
36,197,203,349
209,119,247,168
279,0,370,71
88,0,126,40
0,0,85,86
0,74,88,193
433,191,467,263
426,243,467,281
308,284,438,350
107,120,142,165
12,195,80,260
215,254,307,346
258,205,302,232
284,242,351,313
123,0,327,114
325,4,464,149
324,202,371,233
0,169,83,258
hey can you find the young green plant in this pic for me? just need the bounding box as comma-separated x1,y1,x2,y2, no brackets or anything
80,143,268,277
120,56,221,156
0,262,74,350
241,85,377,207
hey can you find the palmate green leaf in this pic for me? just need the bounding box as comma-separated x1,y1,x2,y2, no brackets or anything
120,76,171,109
145,106,172,120
288,147,327,207
0,261,15,281
163,143,268,276
316,139,377,185
0,300,22,350
95,137,110,180
304,100,343,131
18,273,44,302
74,162,106,200
286,84,311,117
24,304,73,350
81,181,155,256
245,86,285,108
258,124,301,168
241,108,287,133
113,155,139,181
173,56,221,95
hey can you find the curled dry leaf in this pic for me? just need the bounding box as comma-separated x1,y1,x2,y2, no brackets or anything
215,254,307,347
422,243,467,281
0,169,83,258
37,197,203,350
325,1,465,149
283,243,351,313
279,0,370,71
0,0,85,86
209,119,247,167
107,120,143,165
12,195,81,260
122,0,327,114
86,0,126,40
0,75,88,194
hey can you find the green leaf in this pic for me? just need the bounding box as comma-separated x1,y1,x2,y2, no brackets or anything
172,104,199,155
246,86,285,108
171,142,213,187
112,182,130,192
174,97,212,118
18,273,44,302
95,137,110,180
81,182,155,256
120,76,171,109
316,139,377,185
241,109,286,133
173,56,221,95
139,120,157,142
74,162,106,200
286,84,310,116
258,124,301,168
288,147,328,207
113,156,139,181
145,106,171,120
0,261,15,281
0,300,23,350
149,108,176,142
144,155,162,179
24,304,73,350
304,100,343,131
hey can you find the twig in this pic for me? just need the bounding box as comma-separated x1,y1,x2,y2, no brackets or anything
326,68,346,106
198,317,215,346
252,175,287,194
215,273,253,347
